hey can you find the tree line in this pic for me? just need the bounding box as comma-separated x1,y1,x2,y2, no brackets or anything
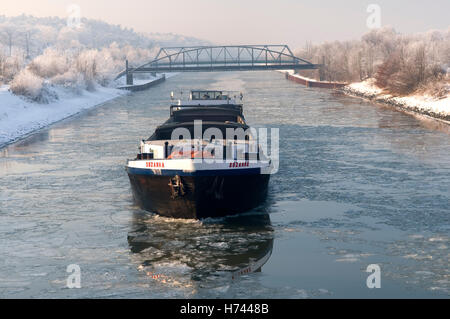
296,27,449,96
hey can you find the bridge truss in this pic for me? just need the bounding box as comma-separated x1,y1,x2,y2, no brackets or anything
117,45,321,83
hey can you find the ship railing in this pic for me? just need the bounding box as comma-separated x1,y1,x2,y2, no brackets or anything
170,90,244,102
169,103,243,116
137,139,261,162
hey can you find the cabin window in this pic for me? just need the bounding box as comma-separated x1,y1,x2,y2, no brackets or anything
191,92,202,100
191,91,226,100
212,91,223,100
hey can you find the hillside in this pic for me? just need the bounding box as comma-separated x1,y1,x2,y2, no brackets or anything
0,15,210,57
0,15,210,87
0,15,208,147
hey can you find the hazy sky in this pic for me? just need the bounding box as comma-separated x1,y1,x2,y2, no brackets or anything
2,0,449,47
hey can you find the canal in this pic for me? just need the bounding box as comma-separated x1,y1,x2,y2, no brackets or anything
0,71,449,298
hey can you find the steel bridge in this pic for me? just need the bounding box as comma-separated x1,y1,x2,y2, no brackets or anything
116,45,321,85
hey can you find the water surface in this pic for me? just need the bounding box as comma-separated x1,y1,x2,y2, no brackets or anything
0,72,449,298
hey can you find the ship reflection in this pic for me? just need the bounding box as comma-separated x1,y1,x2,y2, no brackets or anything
127,211,274,286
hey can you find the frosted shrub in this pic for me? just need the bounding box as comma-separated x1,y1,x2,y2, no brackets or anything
51,70,86,95
10,68,57,103
1,56,25,82
75,50,98,91
28,48,70,78
94,50,116,86
416,72,449,99
10,69,43,98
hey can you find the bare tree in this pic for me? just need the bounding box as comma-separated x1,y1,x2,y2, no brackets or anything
0,24,15,56
357,51,364,81
304,41,313,60
414,44,426,84
0,52,4,82
23,30,34,59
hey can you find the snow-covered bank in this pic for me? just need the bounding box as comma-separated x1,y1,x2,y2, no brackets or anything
0,85,128,148
280,70,449,123
280,70,346,85
342,79,450,122
0,73,176,148
280,70,347,89
115,73,178,91
115,73,161,87
114,72,178,87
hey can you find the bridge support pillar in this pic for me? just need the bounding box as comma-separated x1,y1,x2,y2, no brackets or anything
126,60,133,85
126,73,133,85
319,56,325,81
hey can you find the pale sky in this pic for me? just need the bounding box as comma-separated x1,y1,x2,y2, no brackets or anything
1,0,449,48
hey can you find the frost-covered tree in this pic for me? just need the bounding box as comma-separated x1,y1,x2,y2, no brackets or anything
9,68,51,102
295,26,449,97
0,14,210,101
0,23,16,56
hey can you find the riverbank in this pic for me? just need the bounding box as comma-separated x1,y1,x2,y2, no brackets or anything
281,71,449,123
0,84,128,148
0,74,171,148
117,74,166,91
342,79,450,123
283,70,347,89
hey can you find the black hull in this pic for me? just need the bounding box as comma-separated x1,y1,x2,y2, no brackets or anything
128,172,270,219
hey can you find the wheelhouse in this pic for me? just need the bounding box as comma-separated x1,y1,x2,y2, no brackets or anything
136,90,257,159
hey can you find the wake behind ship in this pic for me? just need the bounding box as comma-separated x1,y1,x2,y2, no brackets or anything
126,90,271,219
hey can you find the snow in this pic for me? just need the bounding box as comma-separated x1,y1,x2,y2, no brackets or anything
281,70,449,121
0,84,127,148
347,79,382,95
114,74,161,87
392,94,450,117
0,73,175,148
279,70,316,82
345,79,450,119
278,70,346,84
114,73,177,88
279,70,314,80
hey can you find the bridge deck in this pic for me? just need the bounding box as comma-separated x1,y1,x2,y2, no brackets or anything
132,64,320,73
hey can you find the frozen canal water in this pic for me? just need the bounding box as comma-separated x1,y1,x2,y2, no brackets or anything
0,72,449,298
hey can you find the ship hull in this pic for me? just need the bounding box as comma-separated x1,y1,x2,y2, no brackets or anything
127,168,270,219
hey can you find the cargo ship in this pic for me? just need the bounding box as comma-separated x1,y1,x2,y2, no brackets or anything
126,90,271,219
